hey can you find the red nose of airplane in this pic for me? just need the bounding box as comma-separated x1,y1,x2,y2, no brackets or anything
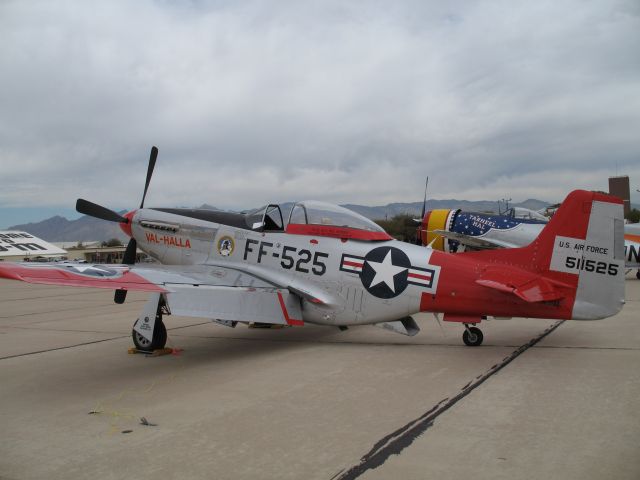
119,210,137,238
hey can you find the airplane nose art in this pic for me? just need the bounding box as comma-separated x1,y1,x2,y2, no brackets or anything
120,210,137,238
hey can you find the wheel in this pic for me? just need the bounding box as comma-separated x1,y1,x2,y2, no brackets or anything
132,316,167,352
636,270,640,280
462,326,483,346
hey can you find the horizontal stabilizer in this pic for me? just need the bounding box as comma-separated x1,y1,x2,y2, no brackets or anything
475,267,567,303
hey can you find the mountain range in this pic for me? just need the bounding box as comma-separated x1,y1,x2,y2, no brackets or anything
8,198,550,243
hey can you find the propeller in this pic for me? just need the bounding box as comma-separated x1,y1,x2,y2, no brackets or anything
416,176,429,245
76,198,128,224
140,146,158,209
420,176,429,220
115,237,139,303
76,146,159,304
122,236,138,265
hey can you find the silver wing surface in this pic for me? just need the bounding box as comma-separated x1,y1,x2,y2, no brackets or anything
0,262,303,326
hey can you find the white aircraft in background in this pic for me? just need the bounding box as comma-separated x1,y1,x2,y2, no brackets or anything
0,231,67,259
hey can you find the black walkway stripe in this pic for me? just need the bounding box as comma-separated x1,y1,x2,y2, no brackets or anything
0,336,129,360
335,320,565,480
0,322,211,360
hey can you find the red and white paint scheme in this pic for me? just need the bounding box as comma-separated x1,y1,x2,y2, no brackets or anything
0,147,626,349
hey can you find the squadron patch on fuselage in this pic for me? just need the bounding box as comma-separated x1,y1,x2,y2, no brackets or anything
217,236,235,257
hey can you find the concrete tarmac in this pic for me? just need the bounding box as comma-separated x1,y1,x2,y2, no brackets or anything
1,276,639,480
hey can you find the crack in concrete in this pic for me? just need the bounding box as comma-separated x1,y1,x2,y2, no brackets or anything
0,322,211,360
334,320,565,480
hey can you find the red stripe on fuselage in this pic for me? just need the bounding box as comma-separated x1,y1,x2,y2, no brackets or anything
408,272,432,281
343,260,363,269
286,223,392,241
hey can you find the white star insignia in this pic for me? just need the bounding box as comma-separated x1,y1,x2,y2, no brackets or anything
70,265,110,274
366,251,407,292
70,265,96,273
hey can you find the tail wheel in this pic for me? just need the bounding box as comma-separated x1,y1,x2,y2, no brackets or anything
462,326,483,347
132,316,167,352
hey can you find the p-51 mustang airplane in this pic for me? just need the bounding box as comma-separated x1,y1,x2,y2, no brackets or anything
0,147,626,349
419,204,640,278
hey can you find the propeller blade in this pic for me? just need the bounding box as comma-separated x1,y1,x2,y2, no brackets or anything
140,146,158,208
420,176,429,220
115,239,138,303
122,238,137,265
76,198,127,223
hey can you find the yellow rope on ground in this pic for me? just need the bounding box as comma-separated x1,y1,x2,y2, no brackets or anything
89,332,185,434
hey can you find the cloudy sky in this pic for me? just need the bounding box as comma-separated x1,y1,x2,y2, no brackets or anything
1,0,639,227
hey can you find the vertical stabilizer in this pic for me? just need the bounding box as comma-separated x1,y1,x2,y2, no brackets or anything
467,190,625,319
550,192,625,319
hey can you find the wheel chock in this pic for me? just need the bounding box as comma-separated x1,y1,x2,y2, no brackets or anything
248,322,286,329
127,347,176,357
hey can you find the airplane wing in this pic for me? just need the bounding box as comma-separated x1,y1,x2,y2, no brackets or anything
0,231,67,258
475,266,568,303
433,230,518,249
0,262,304,326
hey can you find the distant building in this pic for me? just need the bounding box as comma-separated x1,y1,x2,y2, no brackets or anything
609,175,631,216
61,244,151,264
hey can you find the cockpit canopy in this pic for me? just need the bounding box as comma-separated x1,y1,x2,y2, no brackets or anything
286,201,391,241
505,207,549,222
156,201,391,241
245,204,284,231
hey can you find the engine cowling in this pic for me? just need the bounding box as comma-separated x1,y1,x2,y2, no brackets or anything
420,209,460,252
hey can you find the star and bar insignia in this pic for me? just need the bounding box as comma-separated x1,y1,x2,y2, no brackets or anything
339,246,439,299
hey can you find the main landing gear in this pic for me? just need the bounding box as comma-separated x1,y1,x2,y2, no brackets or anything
132,315,167,351
462,324,483,347
132,294,169,352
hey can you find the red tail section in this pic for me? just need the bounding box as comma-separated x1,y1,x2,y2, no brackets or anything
422,190,625,320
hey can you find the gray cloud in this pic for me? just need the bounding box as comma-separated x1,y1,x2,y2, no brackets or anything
1,0,639,217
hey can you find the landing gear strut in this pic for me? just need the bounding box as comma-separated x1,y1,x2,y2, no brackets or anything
462,324,483,347
132,295,169,352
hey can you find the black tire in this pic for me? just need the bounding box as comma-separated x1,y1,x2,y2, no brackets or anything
636,270,640,280
132,317,167,352
462,326,483,347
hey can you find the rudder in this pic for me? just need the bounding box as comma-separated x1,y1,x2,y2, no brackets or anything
467,190,625,319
